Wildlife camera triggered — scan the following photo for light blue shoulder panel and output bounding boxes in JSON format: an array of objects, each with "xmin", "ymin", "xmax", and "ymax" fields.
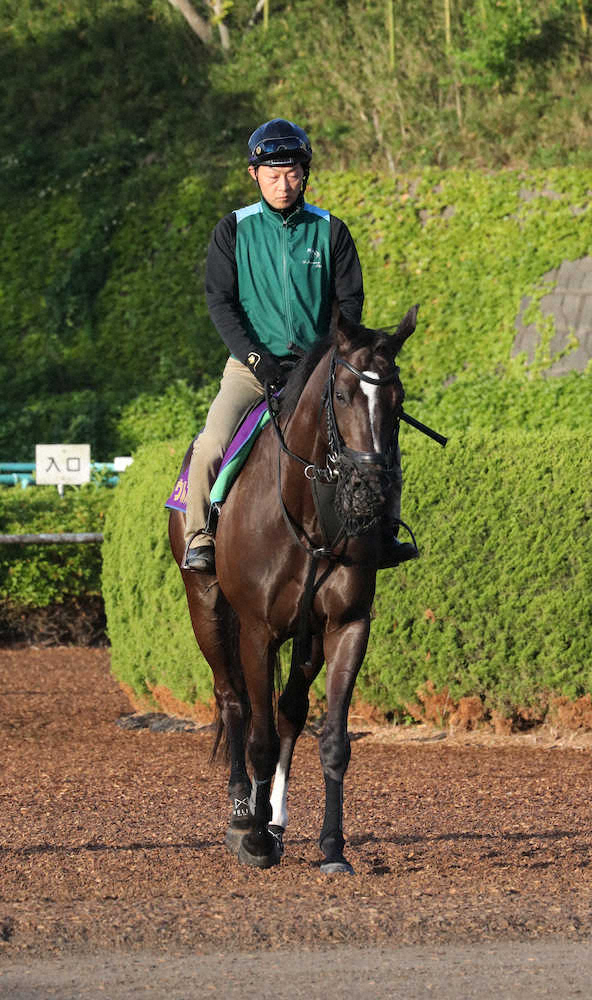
[
  {"xmin": 303, "ymin": 202, "xmax": 330, "ymax": 222},
  {"xmin": 234, "ymin": 202, "xmax": 263, "ymax": 224}
]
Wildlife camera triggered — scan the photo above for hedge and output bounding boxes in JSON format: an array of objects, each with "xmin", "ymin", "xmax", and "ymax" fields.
[
  {"xmin": 102, "ymin": 440, "xmax": 215, "ymax": 706},
  {"xmin": 102, "ymin": 430, "xmax": 591, "ymax": 718},
  {"xmin": 3, "ymin": 154, "xmax": 591, "ymax": 460},
  {"xmin": 309, "ymin": 167, "xmax": 592, "ymax": 435},
  {"xmin": 0, "ymin": 482, "xmax": 113, "ymax": 642}
]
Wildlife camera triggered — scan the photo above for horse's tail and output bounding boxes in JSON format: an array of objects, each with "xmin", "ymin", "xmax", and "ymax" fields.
[
  {"xmin": 210, "ymin": 712, "xmax": 226, "ymax": 762},
  {"xmin": 209, "ymin": 614, "xmax": 285, "ymax": 763}
]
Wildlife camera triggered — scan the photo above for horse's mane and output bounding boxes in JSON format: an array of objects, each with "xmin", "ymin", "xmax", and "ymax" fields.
[
  {"xmin": 279, "ymin": 321, "xmax": 393, "ymax": 416},
  {"xmin": 279, "ymin": 334, "xmax": 333, "ymax": 415}
]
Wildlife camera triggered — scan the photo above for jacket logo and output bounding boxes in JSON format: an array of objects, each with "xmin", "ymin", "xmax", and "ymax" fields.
[{"xmin": 302, "ymin": 247, "xmax": 322, "ymax": 268}]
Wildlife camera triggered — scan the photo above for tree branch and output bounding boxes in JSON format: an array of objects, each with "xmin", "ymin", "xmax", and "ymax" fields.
[
  {"xmin": 167, "ymin": 0, "xmax": 212, "ymax": 45},
  {"xmin": 249, "ymin": 0, "xmax": 266, "ymax": 27},
  {"xmin": 209, "ymin": 0, "xmax": 230, "ymax": 50}
]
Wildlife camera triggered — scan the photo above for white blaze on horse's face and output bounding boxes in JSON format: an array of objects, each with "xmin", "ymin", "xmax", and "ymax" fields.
[{"xmin": 361, "ymin": 372, "xmax": 382, "ymax": 452}]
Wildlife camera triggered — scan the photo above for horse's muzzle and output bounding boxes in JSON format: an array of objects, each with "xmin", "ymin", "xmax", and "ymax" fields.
[{"xmin": 334, "ymin": 456, "xmax": 391, "ymax": 536}]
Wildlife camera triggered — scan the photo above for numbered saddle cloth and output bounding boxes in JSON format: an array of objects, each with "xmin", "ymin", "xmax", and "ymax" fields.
[{"xmin": 165, "ymin": 399, "xmax": 270, "ymax": 513}]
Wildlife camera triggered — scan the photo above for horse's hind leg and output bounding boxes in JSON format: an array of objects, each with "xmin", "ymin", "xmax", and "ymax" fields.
[
  {"xmin": 269, "ymin": 635, "xmax": 324, "ymax": 853},
  {"xmin": 181, "ymin": 570, "xmax": 252, "ymax": 855},
  {"xmin": 216, "ymin": 677, "xmax": 253, "ymax": 856},
  {"xmin": 319, "ymin": 617, "xmax": 371, "ymax": 875},
  {"xmin": 170, "ymin": 510, "xmax": 251, "ymax": 852}
]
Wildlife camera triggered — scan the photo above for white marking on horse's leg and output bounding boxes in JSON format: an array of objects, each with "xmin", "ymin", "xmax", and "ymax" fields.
[
  {"xmin": 361, "ymin": 375, "xmax": 380, "ymax": 452},
  {"xmin": 270, "ymin": 763, "xmax": 289, "ymax": 830}
]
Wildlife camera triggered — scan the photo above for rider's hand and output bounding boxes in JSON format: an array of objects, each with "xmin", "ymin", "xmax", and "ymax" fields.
[{"xmin": 245, "ymin": 350, "xmax": 284, "ymax": 388}]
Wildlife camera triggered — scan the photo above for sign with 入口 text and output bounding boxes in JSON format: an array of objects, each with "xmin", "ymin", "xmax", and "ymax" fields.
[{"xmin": 35, "ymin": 444, "xmax": 91, "ymax": 486}]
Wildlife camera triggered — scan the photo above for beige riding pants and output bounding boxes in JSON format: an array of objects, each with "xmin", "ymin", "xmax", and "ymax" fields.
[
  {"xmin": 184, "ymin": 358, "xmax": 264, "ymax": 547},
  {"xmin": 184, "ymin": 357, "xmax": 404, "ymax": 547}
]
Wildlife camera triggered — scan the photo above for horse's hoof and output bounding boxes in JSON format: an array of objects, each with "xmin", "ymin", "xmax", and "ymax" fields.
[
  {"xmin": 320, "ymin": 857, "xmax": 354, "ymax": 875},
  {"xmin": 224, "ymin": 825, "xmax": 247, "ymax": 856},
  {"xmin": 238, "ymin": 830, "xmax": 281, "ymax": 869}
]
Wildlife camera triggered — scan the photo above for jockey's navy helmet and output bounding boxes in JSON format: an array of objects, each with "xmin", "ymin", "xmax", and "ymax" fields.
[{"xmin": 248, "ymin": 119, "xmax": 312, "ymax": 168}]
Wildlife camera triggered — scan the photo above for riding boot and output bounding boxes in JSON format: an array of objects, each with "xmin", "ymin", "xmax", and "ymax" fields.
[
  {"xmin": 378, "ymin": 448, "xmax": 418, "ymax": 569},
  {"xmin": 184, "ymin": 534, "xmax": 216, "ymax": 574},
  {"xmin": 377, "ymin": 528, "xmax": 418, "ymax": 569}
]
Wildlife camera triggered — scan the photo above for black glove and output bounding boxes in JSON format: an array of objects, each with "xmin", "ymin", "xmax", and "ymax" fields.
[{"xmin": 245, "ymin": 350, "xmax": 284, "ymax": 388}]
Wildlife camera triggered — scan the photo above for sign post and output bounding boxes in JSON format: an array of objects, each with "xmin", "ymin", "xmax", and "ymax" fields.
[{"xmin": 35, "ymin": 444, "xmax": 91, "ymax": 494}]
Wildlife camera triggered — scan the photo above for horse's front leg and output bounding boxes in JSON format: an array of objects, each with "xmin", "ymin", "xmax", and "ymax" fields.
[
  {"xmin": 236, "ymin": 623, "xmax": 282, "ymax": 869},
  {"xmin": 269, "ymin": 635, "xmax": 325, "ymax": 854},
  {"xmin": 319, "ymin": 616, "xmax": 371, "ymax": 874}
]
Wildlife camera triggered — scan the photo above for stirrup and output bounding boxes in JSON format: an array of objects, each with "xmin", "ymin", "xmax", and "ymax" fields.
[
  {"xmin": 205, "ymin": 502, "xmax": 223, "ymax": 538},
  {"xmin": 184, "ymin": 544, "xmax": 216, "ymax": 574},
  {"xmin": 378, "ymin": 518, "xmax": 419, "ymax": 570},
  {"xmin": 394, "ymin": 517, "xmax": 418, "ymax": 550}
]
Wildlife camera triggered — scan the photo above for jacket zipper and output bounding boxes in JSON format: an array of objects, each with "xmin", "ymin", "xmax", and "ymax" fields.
[{"xmin": 281, "ymin": 218, "xmax": 296, "ymax": 349}]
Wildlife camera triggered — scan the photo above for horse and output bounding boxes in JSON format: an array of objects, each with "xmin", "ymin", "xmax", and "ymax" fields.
[{"xmin": 168, "ymin": 306, "xmax": 418, "ymax": 873}]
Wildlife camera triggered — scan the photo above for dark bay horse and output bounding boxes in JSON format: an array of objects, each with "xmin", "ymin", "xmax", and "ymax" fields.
[{"xmin": 169, "ymin": 307, "xmax": 418, "ymax": 873}]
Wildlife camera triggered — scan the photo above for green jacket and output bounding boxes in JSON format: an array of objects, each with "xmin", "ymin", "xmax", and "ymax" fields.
[{"xmin": 205, "ymin": 194, "xmax": 364, "ymax": 361}]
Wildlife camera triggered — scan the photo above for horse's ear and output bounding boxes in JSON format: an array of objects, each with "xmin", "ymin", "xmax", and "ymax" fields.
[
  {"xmin": 391, "ymin": 304, "xmax": 419, "ymax": 355},
  {"xmin": 331, "ymin": 304, "xmax": 360, "ymax": 353}
]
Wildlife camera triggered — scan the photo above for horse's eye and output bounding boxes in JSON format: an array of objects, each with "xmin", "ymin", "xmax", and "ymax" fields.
[{"xmin": 335, "ymin": 391, "xmax": 347, "ymax": 405}]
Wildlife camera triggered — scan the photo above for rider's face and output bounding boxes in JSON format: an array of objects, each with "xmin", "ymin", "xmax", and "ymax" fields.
[{"xmin": 249, "ymin": 163, "xmax": 304, "ymax": 210}]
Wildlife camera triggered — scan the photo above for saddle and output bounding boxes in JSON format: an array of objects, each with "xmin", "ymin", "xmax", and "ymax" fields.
[
  {"xmin": 165, "ymin": 399, "xmax": 270, "ymax": 514},
  {"xmin": 165, "ymin": 399, "xmax": 343, "ymax": 549}
]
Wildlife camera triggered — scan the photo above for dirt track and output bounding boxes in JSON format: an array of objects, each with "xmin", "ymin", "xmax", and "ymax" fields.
[{"xmin": 1, "ymin": 646, "xmax": 591, "ymax": 964}]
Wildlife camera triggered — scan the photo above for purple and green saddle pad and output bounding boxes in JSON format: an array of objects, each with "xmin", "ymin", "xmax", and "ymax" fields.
[{"xmin": 165, "ymin": 399, "xmax": 270, "ymax": 513}]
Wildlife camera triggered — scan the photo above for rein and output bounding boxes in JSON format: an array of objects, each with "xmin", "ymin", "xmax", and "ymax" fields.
[{"xmin": 265, "ymin": 379, "xmax": 341, "ymax": 562}]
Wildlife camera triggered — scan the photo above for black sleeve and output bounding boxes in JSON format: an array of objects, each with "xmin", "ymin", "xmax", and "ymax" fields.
[
  {"xmin": 330, "ymin": 216, "xmax": 364, "ymax": 324},
  {"xmin": 204, "ymin": 213, "xmax": 259, "ymax": 363}
]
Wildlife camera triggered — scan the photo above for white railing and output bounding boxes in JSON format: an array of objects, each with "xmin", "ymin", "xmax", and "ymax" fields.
[
  {"xmin": 0, "ymin": 457, "xmax": 132, "ymax": 489},
  {"xmin": 0, "ymin": 533, "xmax": 103, "ymax": 545}
]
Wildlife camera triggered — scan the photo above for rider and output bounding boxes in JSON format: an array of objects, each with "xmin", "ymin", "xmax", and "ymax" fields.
[{"xmin": 183, "ymin": 117, "xmax": 416, "ymax": 573}]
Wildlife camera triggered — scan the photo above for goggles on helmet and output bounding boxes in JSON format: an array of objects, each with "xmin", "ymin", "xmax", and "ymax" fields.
[
  {"xmin": 248, "ymin": 128, "xmax": 312, "ymax": 169},
  {"xmin": 251, "ymin": 136, "xmax": 309, "ymax": 157}
]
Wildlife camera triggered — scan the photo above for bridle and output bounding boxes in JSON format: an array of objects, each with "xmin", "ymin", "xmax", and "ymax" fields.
[
  {"xmin": 265, "ymin": 347, "xmax": 402, "ymax": 558},
  {"xmin": 324, "ymin": 349, "xmax": 401, "ymax": 474},
  {"xmin": 266, "ymin": 348, "xmax": 402, "ymax": 488}
]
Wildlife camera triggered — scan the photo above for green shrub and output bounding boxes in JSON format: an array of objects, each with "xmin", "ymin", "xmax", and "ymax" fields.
[
  {"xmin": 102, "ymin": 439, "xmax": 214, "ymax": 706},
  {"xmin": 0, "ymin": 483, "xmax": 112, "ymax": 609},
  {"xmin": 309, "ymin": 167, "xmax": 592, "ymax": 434},
  {"xmin": 0, "ymin": 481, "xmax": 114, "ymax": 642},
  {"xmin": 115, "ymin": 377, "xmax": 217, "ymax": 452},
  {"xmin": 102, "ymin": 430, "xmax": 591, "ymax": 717},
  {"xmin": 4, "ymin": 161, "xmax": 590, "ymax": 461},
  {"xmin": 366, "ymin": 427, "xmax": 592, "ymax": 714},
  {"xmin": 0, "ymin": 0, "xmax": 255, "ymax": 459}
]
